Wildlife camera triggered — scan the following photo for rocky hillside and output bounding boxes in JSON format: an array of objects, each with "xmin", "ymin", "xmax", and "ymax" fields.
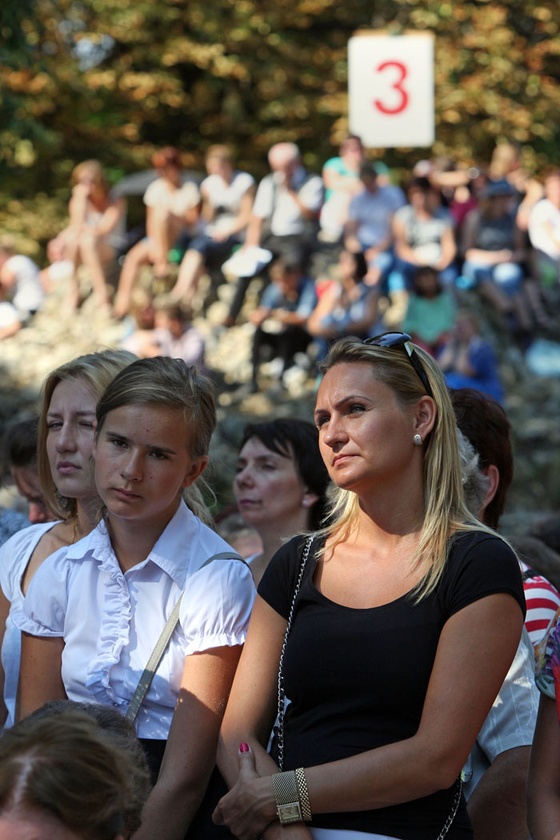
[{"xmin": 1, "ymin": 272, "xmax": 559, "ymax": 539}]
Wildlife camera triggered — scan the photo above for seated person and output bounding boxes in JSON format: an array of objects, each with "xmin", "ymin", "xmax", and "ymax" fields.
[
  {"xmin": 249, "ymin": 257, "xmax": 317, "ymax": 391},
  {"xmin": 124, "ymin": 299, "xmax": 205, "ymax": 369},
  {"xmin": 343, "ymin": 161, "xmax": 406, "ymax": 289},
  {"xmin": 402, "ymin": 265, "xmax": 456, "ymax": 356},
  {"xmin": 461, "ymin": 178, "xmax": 530, "ymax": 330},
  {"xmin": 0, "ymin": 237, "xmax": 44, "ymax": 339},
  {"xmin": 169, "ymin": 144, "xmax": 255, "ymax": 307},
  {"xmin": 113, "ymin": 147, "xmax": 200, "ymax": 318},
  {"xmin": 438, "ymin": 309, "xmax": 504, "ymax": 402},
  {"xmin": 45, "ymin": 159, "xmax": 127, "ymax": 311},
  {"xmin": 307, "ymin": 249, "xmax": 378, "ymax": 361},
  {"xmin": 452, "ymin": 386, "xmax": 560, "ymax": 840},
  {"xmin": 528, "ymin": 167, "xmax": 560, "ymax": 286},
  {"xmin": 391, "ymin": 175, "xmax": 458, "ymax": 291},
  {"xmin": 320, "ymin": 134, "xmax": 365, "ymax": 242},
  {"xmin": 0, "ymin": 708, "xmax": 150, "ymax": 839}
]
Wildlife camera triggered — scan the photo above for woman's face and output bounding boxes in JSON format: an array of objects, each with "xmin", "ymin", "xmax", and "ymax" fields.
[
  {"xmin": 94, "ymin": 404, "xmax": 206, "ymax": 532},
  {"xmin": 46, "ymin": 377, "xmax": 98, "ymax": 502},
  {"xmin": 338, "ymin": 250, "xmax": 358, "ymax": 281},
  {"xmin": 314, "ymin": 362, "xmax": 418, "ymax": 495},
  {"xmin": 234, "ymin": 437, "xmax": 310, "ymax": 530}
]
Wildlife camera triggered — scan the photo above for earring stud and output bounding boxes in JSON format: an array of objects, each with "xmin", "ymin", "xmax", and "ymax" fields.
[{"xmin": 413, "ymin": 433, "xmax": 422, "ymax": 446}]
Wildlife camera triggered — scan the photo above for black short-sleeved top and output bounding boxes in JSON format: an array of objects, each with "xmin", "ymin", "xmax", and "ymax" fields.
[{"xmin": 259, "ymin": 530, "xmax": 525, "ymax": 840}]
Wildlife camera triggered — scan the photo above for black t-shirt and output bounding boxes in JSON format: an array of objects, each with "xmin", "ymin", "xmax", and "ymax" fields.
[{"xmin": 259, "ymin": 530, "xmax": 525, "ymax": 840}]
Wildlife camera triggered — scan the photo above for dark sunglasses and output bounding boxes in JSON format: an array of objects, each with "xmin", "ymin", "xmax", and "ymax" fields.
[{"xmin": 363, "ymin": 332, "xmax": 434, "ymax": 399}]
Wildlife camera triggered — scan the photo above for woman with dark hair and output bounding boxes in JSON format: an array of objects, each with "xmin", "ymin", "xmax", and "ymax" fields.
[
  {"xmin": 234, "ymin": 418, "xmax": 330, "ymax": 584},
  {"xmin": 307, "ymin": 249, "xmax": 379, "ymax": 361}
]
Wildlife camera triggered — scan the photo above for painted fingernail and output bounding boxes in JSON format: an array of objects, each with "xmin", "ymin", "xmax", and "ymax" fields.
[{"xmin": 239, "ymin": 742, "xmax": 250, "ymax": 753}]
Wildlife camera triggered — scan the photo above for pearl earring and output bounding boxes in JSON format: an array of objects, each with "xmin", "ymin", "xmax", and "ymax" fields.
[{"xmin": 413, "ymin": 433, "xmax": 422, "ymax": 446}]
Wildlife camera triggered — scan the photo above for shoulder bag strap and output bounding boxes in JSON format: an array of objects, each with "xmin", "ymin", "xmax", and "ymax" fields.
[
  {"xmin": 125, "ymin": 550, "xmax": 245, "ymax": 722},
  {"xmin": 275, "ymin": 534, "xmax": 314, "ymax": 770}
]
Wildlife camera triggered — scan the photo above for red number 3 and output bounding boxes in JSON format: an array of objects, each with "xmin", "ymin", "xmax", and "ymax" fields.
[{"xmin": 373, "ymin": 60, "xmax": 409, "ymax": 115}]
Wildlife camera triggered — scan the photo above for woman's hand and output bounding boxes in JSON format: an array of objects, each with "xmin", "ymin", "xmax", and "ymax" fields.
[{"xmin": 213, "ymin": 744, "xmax": 277, "ymax": 840}]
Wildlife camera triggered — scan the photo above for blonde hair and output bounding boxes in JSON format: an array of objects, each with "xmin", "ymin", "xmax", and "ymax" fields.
[
  {"xmin": 71, "ymin": 160, "xmax": 109, "ymax": 194},
  {"xmin": 315, "ymin": 338, "xmax": 488, "ymax": 599},
  {"xmin": 38, "ymin": 350, "xmax": 137, "ymax": 520}
]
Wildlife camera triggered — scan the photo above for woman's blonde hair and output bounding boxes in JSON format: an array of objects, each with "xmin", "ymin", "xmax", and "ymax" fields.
[
  {"xmin": 71, "ymin": 159, "xmax": 109, "ymax": 194},
  {"xmin": 95, "ymin": 356, "xmax": 216, "ymax": 459},
  {"xmin": 316, "ymin": 337, "xmax": 487, "ymax": 599},
  {"xmin": 38, "ymin": 350, "xmax": 137, "ymax": 520}
]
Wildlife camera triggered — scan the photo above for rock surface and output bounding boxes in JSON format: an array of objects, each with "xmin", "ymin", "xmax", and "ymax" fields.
[{"xmin": 1, "ymin": 272, "xmax": 559, "ymax": 543}]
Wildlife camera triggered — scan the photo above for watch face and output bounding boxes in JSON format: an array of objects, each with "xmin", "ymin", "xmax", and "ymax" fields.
[{"xmin": 277, "ymin": 802, "xmax": 302, "ymax": 824}]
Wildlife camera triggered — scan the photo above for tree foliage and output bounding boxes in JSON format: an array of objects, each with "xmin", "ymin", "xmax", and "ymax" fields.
[{"xmin": 1, "ymin": 0, "xmax": 559, "ymax": 252}]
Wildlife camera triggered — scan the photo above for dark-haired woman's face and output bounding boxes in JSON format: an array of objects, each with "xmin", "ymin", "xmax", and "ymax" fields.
[
  {"xmin": 234, "ymin": 437, "xmax": 311, "ymax": 530},
  {"xmin": 339, "ymin": 250, "xmax": 358, "ymax": 280}
]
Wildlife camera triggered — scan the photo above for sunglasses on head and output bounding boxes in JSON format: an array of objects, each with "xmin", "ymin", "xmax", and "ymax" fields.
[{"xmin": 363, "ymin": 332, "xmax": 434, "ymax": 399}]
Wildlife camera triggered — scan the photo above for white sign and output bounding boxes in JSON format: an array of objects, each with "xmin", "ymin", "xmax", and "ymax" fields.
[{"xmin": 348, "ymin": 31, "xmax": 434, "ymax": 148}]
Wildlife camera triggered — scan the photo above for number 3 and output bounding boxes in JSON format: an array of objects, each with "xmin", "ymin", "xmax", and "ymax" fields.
[{"xmin": 373, "ymin": 60, "xmax": 409, "ymax": 115}]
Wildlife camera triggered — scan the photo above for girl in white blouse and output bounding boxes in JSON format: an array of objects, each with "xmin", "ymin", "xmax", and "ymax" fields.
[{"xmin": 18, "ymin": 356, "xmax": 255, "ymax": 840}]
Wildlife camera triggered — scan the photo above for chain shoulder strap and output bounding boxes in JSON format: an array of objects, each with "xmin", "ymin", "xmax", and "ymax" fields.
[
  {"xmin": 276, "ymin": 534, "xmax": 313, "ymax": 772},
  {"xmin": 436, "ymin": 777, "xmax": 462, "ymax": 840}
]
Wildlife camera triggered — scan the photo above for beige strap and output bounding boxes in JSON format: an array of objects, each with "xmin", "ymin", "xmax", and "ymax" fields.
[{"xmin": 125, "ymin": 551, "xmax": 245, "ymax": 722}]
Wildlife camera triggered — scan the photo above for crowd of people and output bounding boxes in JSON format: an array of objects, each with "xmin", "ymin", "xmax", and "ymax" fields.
[
  {"xmin": 0, "ymin": 135, "xmax": 559, "ymax": 840},
  {"xmin": 1, "ymin": 137, "xmax": 559, "ymax": 402},
  {"xmin": 0, "ymin": 330, "xmax": 558, "ymax": 839}
]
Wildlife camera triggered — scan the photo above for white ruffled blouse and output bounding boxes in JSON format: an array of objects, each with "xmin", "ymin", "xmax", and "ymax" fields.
[{"xmin": 19, "ymin": 501, "xmax": 255, "ymax": 739}]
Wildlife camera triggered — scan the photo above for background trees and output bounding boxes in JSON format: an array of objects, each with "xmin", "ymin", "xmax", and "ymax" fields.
[{"xmin": 1, "ymin": 0, "xmax": 559, "ymax": 256}]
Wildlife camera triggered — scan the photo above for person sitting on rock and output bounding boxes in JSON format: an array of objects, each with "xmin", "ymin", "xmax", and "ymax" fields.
[{"xmin": 0, "ymin": 237, "xmax": 44, "ymax": 340}]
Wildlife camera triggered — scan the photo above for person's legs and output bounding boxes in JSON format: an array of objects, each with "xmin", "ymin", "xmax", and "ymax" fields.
[
  {"xmin": 78, "ymin": 230, "xmax": 115, "ymax": 308},
  {"xmin": 112, "ymin": 239, "xmax": 153, "ymax": 318},
  {"xmin": 170, "ymin": 247, "xmax": 206, "ymax": 304}
]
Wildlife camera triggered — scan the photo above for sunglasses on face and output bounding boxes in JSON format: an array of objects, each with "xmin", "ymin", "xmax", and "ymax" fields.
[{"xmin": 363, "ymin": 332, "xmax": 434, "ymax": 399}]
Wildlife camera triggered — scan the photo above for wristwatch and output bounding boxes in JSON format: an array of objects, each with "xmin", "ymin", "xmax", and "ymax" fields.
[{"xmin": 272, "ymin": 771, "xmax": 303, "ymax": 825}]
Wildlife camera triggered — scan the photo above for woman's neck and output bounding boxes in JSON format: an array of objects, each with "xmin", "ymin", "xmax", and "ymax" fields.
[
  {"xmin": 258, "ymin": 509, "xmax": 310, "ymax": 568},
  {"xmin": 106, "ymin": 503, "xmax": 180, "ymax": 572}
]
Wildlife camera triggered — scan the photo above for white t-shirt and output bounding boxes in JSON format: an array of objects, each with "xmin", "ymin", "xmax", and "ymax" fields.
[
  {"xmin": 201, "ymin": 170, "xmax": 255, "ymax": 237},
  {"xmin": 0, "ymin": 521, "xmax": 58, "ymax": 730},
  {"xmin": 462, "ymin": 630, "xmax": 538, "ymax": 799},
  {"xmin": 20, "ymin": 501, "xmax": 255, "ymax": 739},
  {"xmin": 528, "ymin": 198, "xmax": 560, "ymax": 260},
  {"xmin": 252, "ymin": 168, "xmax": 324, "ymax": 237},
  {"xmin": 4, "ymin": 255, "xmax": 44, "ymax": 313},
  {"xmin": 143, "ymin": 176, "xmax": 200, "ymax": 219}
]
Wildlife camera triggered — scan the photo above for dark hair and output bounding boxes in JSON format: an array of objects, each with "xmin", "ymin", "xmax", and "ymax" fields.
[
  {"xmin": 450, "ymin": 387, "xmax": 513, "ymax": 529},
  {"xmin": 3, "ymin": 416, "xmax": 39, "ymax": 470},
  {"xmin": 239, "ymin": 418, "xmax": 330, "ymax": 529},
  {"xmin": 407, "ymin": 176, "xmax": 432, "ymax": 194},
  {"xmin": 0, "ymin": 712, "xmax": 142, "ymax": 839},
  {"xmin": 412, "ymin": 266, "xmax": 441, "ymax": 296},
  {"xmin": 152, "ymin": 146, "xmax": 182, "ymax": 169},
  {"xmin": 343, "ymin": 249, "xmax": 368, "ymax": 281}
]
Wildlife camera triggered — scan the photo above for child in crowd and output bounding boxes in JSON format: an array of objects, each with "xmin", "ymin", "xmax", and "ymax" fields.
[
  {"xmin": 123, "ymin": 296, "xmax": 205, "ymax": 368},
  {"xmin": 402, "ymin": 265, "xmax": 457, "ymax": 356}
]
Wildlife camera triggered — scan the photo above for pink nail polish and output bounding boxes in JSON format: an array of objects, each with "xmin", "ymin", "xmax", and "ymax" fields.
[{"xmin": 239, "ymin": 742, "xmax": 250, "ymax": 753}]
